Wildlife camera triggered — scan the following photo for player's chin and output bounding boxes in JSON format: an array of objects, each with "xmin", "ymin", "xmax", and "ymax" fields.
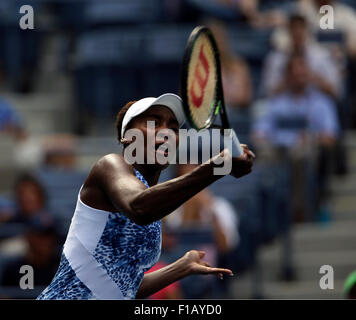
[
  {"xmin": 157, "ymin": 162, "xmax": 171, "ymax": 170},
  {"xmin": 156, "ymin": 149, "xmax": 176, "ymax": 166}
]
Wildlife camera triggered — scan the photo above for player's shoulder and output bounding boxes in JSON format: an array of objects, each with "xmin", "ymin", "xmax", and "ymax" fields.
[
  {"xmin": 97, "ymin": 153, "xmax": 124, "ymax": 165},
  {"xmin": 93, "ymin": 153, "xmax": 134, "ymax": 177}
]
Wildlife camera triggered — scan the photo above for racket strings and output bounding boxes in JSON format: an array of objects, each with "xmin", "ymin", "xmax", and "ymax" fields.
[{"xmin": 186, "ymin": 33, "xmax": 218, "ymax": 129}]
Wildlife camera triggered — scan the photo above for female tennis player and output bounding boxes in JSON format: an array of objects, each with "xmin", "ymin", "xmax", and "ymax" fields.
[{"xmin": 37, "ymin": 93, "xmax": 254, "ymax": 300}]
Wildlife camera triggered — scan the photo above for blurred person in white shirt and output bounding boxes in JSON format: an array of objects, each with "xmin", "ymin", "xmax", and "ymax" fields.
[{"xmin": 262, "ymin": 13, "xmax": 342, "ymax": 100}]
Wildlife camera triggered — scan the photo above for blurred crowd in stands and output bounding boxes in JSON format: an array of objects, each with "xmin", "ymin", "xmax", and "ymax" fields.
[{"xmin": 0, "ymin": 0, "xmax": 356, "ymax": 299}]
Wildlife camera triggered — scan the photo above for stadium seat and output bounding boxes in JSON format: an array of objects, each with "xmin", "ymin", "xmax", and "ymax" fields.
[
  {"xmin": 228, "ymin": 26, "xmax": 272, "ymax": 63},
  {"xmin": 185, "ymin": 0, "xmax": 245, "ymax": 21},
  {"xmin": 47, "ymin": 0, "xmax": 87, "ymax": 31},
  {"xmin": 74, "ymin": 28, "xmax": 145, "ymax": 118},
  {"xmin": 84, "ymin": 0, "xmax": 162, "ymax": 26},
  {"xmin": 141, "ymin": 25, "xmax": 195, "ymax": 97},
  {"xmin": 0, "ymin": 223, "xmax": 26, "ymax": 240},
  {"xmin": 208, "ymin": 169, "xmax": 262, "ymax": 272},
  {"xmin": 0, "ymin": 0, "xmax": 42, "ymax": 92}
]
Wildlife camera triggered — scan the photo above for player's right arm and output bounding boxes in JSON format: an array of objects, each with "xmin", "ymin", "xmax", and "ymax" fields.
[
  {"xmin": 94, "ymin": 150, "xmax": 253, "ymax": 226},
  {"xmin": 94, "ymin": 153, "xmax": 222, "ymax": 225}
]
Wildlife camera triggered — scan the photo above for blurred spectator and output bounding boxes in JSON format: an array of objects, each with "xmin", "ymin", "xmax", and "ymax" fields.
[
  {"xmin": 344, "ymin": 270, "xmax": 356, "ymax": 299},
  {"xmin": 13, "ymin": 134, "xmax": 78, "ymax": 171},
  {"xmin": 263, "ymin": 13, "xmax": 342, "ymax": 99},
  {"xmin": 0, "ymin": 97, "xmax": 26, "ymax": 141},
  {"xmin": 256, "ymin": 55, "xmax": 339, "ymax": 148},
  {"xmin": 208, "ymin": 20, "xmax": 253, "ymax": 109},
  {"xmin": 2, "ymin": 173, "xmax": 54, "ymax": 228},
  {"xmin": 0, "ymin": 225, "xmax": 60, "ymax": 293},
  {"xmin": 0, "ymin": 196, "xmax": 15, "ymax": 224},
  {"xmin": 208, "ymin": 20, "xmax": 254, "ymax": 143},
  {"xmin": 42, "ymin": 134, "xmax": 77, "ymax": 170},
  {"xmin": 299, "ymin": 0, "xmax": 356, "ymax": 57},
  {"xmin": 165, "ymin": 163, "xmax": 239, "ymax": 298},
  {"xmin": 167, "ymin": 164, "xmax": 239, "ymax": 255},
  {"xmin": 0, "ymin": 196, "xmax": 14, "ymax": 224},
  {"xmin": 253, "ymin": 54, "xmax": 339, "ymax": 221},
  {"xmin": 272, "ymin": 1, "xmax": 356, "ymax": 130},
  {"xmin": 236, "ymin": 0, "xmax": 286, "ymax": 29}
]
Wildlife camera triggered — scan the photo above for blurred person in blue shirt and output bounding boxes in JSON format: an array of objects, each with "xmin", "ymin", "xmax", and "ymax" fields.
[
  {"xmin": 0, "ymin": 196, "xmax": 15, "ymax": 223},
  {"xmin": 253, "ymin": 53, "xmax": 339, "ymax": 222},
  {"xmin": 0, "ymin": 98, "xmax": 26, "ymax": 141},
  {"xmin": 254, "ymin": 54, "xmax": 339, "ymax": 150}
]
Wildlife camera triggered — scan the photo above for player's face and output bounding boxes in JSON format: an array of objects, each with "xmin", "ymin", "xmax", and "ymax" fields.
[{"xmin": 129, "ymin": 105, "xmax": 179, "ymax": 166}]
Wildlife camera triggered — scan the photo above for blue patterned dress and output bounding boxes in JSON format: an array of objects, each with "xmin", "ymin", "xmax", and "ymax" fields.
[{"xmin": 37, "ymin": 169, "xmax": 162, "ymax": 300}]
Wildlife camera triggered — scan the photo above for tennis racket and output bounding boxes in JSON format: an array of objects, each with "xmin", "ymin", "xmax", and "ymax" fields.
[{"xmin": 180, "ymin": 25, "xmax": 243, "ymax": 157}]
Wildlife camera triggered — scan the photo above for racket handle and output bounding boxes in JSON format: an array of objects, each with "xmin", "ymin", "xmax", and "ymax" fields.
[{"xmin": 224, "ymin": 129, "xmax": 244, "ymax": 157}]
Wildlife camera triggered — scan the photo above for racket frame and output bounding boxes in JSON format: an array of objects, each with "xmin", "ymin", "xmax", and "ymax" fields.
[
  {"xmin": 181, "ymin": 25, "xmax": 243, "ymax": 157},
  {"xmin": 180, "ymin": 26, "xmax": 231, "ymax": 131}
]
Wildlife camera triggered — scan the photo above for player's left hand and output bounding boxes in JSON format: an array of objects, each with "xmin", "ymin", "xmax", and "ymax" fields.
[{"xmin": 183, "ymin": 250, "xmax": 233, "ymax": 280}]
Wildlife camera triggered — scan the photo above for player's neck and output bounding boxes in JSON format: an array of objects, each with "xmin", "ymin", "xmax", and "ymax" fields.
[{"xmin": 133, "ymin": 164, "xmax": 162, "ymax": 187}]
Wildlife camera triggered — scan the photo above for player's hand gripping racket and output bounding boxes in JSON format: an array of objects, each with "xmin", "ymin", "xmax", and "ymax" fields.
[{"xmin": 180, "ymin": 25, "xmax": 244, "ymax": 158}]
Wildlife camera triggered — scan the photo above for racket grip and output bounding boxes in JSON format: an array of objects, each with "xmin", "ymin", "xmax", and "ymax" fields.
[{"xmin": 225, "ymin": 129, "xmax": 244, "ymax": 157}]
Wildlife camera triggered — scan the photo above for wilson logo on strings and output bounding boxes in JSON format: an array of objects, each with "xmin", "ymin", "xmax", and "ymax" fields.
[{"xmin": 190, "ymin": 44, "xmax": 210, "ymax": 108}]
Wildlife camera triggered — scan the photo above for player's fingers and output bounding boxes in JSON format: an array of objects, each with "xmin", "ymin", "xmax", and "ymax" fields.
[
  {"xmin": 204, "ymin": 267, "xmax": 233, "ymax": 275},
  {"xmin": 200, "ymin": 261, "xmax": 211, "ymax": 268},
  {"xmin": 242, "ymin": 145, "xmax": 256, "ymax": 159},
  {"xmin": 247, "ymin": 150, "xmax": 256, "ymax": 159}
]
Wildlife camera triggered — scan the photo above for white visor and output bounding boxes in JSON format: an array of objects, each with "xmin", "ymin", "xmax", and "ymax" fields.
[{"xmin": 120, "ymin": 93, "xmax": 185, "ymax": 138}]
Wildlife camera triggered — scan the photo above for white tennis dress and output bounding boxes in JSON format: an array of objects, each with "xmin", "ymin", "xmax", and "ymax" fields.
[{"xmin": 37, "ymin": 169, "xmax": 162, "ymax": 300}]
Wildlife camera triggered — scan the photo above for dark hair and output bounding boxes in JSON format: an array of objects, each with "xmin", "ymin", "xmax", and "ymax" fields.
[
  {"xmin": 115, "ymin": 100, "xmax": 137, "ymax": 142},
  {"xmin": 288, "ymin": 13, "xmax": 307, "ymax": 27},
  {"xmin": 14, "ymin": 172, "xmax": 47, "ymax": 206}
]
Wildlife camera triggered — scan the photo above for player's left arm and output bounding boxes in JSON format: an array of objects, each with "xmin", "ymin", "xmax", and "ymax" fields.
[{"xmin": 135, "ymin": 250, "xmax": 232, "ymax": 299}]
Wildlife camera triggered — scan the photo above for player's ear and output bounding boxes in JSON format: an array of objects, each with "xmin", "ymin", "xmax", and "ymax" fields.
[{"xmin": 120, "ymin": 138, "xmax": 132, "ymax": 145}]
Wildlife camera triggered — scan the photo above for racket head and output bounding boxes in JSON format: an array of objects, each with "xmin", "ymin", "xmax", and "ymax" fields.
[{"xmin": 180, "ymin": 26, "xmax": 224, "ymax": 130}]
